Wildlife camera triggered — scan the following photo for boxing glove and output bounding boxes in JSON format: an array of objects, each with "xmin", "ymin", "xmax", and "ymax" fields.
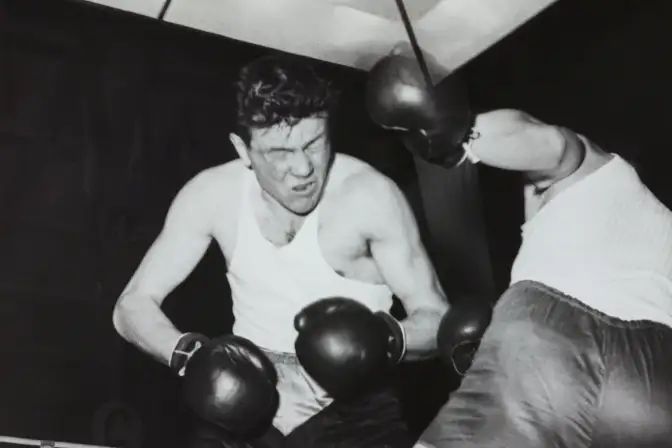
[
  {"xmin": 180, "ymin": 335, "xmax": 280, "ymax": 436},
  {"xmin": 366, "ymin": 52, "xmax": 478, "ymax": 169},
  {"xmin": 294, "ymin": 297, "xmax": 406, "ymax": 399},
  {"xmin": 436, "ymin": 299, "xmax": 493, "ymax": 376}
]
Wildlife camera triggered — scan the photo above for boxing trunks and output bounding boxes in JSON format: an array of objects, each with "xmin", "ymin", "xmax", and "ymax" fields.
[
  {"xmin": 267, "ymin": 349, "xmax": 411, "ymax": 448},
  {"xmin": 417, "ymin": 280, "xmax": 672, "ymax": 448},
  {"xmin": 188, "ymin": 348, "xmax": 412, "ymax": 448},
  {"xmin": 418, "ymin": 154, "xmax": 672, "ymax": 447},
  {"xmin": 284, "ymin": 388, "xmax": 412, "ymax": 448}
]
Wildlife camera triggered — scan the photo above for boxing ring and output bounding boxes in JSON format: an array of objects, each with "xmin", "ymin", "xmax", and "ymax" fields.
[
  {"xmin": 0, "ymin": 401, "xmax": 143, "ymax": 448},
  {"xmin": 0, "ymin": 436, "xmax": 111, "ymax": 448}
]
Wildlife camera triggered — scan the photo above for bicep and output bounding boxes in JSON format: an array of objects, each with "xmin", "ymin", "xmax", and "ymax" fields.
[
  {"xmin": 368, "ymin": 178, "xmax": 446, "ymax": 312},
  {"xmin": 122, "ymin": 178, "xmax": 214, "ymax": 304},
  {"xmin": 123, "ymin": 226, "xmax": 211, "ymax": 303}
]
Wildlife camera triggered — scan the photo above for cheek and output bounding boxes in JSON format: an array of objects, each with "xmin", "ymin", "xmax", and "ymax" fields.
[
  {"xmin": 257, "ymin": 170, "xmax": 290, "ymax": 196},
  {"xmin": 266, "ymin": 164, "xmax": 287, "ymax": 180},
  {"xmin": 311, "ymin": 149, "xmax": 331, "ymax": 172},
  {"xmin": 252, "ymin": 156, "xmax": 286, "ymax": 181}
]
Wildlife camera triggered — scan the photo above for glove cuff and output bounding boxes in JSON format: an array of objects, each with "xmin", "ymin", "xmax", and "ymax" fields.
[
  {"xmin": 374, "ymin": 312, "xmax": 407, "ymax": 365},
  {"xmin": 169, "ymin": 332, "xmax": 209, "ymax": 377},
  {"xmin": 460, "ymin": 130, "xmax": 481, "ymax": 165}
]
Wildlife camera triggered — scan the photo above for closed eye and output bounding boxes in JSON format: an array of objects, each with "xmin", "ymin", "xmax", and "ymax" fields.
[{"xmin": 302, "ymin": 133, "xmax": 325, "ymax": 150}]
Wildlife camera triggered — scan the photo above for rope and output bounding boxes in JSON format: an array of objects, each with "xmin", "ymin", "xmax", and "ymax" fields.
[{"xmin": 0, "ymin": 436, "xmax": 113, "ymax": 448}]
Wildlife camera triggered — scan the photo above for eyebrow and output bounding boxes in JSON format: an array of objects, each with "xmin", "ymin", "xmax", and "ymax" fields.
[{"xmin": 268, "ymin": 133, "xmax": 325, "ymax": 152}]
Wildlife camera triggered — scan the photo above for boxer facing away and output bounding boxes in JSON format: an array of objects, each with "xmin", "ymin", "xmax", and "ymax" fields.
[
  {"xmin": 111, "ymin": 54, "xmax": 472, "ymax": 448},
  {"xmin": 367, "ymin": 53, "xmax": 672, "ymax": 448}
]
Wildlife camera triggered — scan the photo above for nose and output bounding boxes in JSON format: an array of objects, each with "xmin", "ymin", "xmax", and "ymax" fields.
[{"xmin": 289, "ymin": 150, "xmax": 314, "ymax": 178}]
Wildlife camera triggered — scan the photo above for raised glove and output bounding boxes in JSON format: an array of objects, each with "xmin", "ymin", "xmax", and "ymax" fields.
[{"xmin": 366, "ymin": 52, "xmax": 477, "ymax": 168}]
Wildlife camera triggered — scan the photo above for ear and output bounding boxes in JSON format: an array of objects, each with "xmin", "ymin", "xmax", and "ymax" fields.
[{"xmin": 229, "ymin": 133, "xmax": 251, "ymax": 167}]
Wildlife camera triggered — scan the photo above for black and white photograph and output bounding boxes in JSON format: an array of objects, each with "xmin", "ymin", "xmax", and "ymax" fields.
[{"xmin": 0, "ymin": 0, "xmax": 671, "ymax": 447}]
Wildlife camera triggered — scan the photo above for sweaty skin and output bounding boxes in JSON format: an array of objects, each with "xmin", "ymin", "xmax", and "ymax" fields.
[{"xmin": 113, "ymin": 116, "xmax": 447, "ymax": 366}]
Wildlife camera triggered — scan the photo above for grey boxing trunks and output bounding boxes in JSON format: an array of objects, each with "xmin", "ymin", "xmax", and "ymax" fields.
[{"xmin": 418, "ymin": 280, "xmax": 672, "ymax": 448}]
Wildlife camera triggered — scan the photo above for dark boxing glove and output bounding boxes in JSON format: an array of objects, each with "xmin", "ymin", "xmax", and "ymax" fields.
[
  {"xmin": 294, "ymin": 297, "xmax": 407, "ymax": 399},
  {"xmin": 437, "ymin": 299, "xmax": 493, "ymax": 376},
  {"xmin": 175, "ymin": 334, "xmax": 279, "ymax": 437},
  {"xmin": 366, "ymin": 51, "xmax": 478, "ymax": 168}
]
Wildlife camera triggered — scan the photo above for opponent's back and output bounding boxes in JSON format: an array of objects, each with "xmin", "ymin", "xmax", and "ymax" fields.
[{"xmin": 511, "ymin": 154, "xmax": 672, "ymax": 326}]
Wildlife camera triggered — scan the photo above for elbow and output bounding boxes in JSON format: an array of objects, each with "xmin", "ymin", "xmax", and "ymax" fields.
[
  {"xmin": 112, "ymin": 299, "xmax": 124, "ymax": 336},
  {"xmin": 112, "ymin": 294, "xmax": 131, "ymax": 338}
]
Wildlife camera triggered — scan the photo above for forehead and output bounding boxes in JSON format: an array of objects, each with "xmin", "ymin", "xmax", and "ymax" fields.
[{"xmin": 250, "ymin": 117, "xmax": 328, "ymax": 149}]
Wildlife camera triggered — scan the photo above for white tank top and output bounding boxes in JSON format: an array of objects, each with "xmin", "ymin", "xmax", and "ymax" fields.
[
  {"xmin": 511, "ymin": 154, "xmax": 672, "ymax": 326},
  {"xmin": 225, "ymin": 170, "xmax": 394, "ymax": 352}
]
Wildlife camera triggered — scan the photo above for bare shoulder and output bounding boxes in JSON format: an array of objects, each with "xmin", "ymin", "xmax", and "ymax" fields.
[
  {"xmin": 334, "ymin": 154, "xmax": 400, "ymax": 207},
  {"xmin": 328, "ymin": 156, "xmax": 410, "ymax": 239},
  {"xmin": 169, "ymin": 160, "xmax": 246, "ymax": 222},
  {"xmin": 192, "ymin": 159, "xmax": 247, "ymax": 193}
]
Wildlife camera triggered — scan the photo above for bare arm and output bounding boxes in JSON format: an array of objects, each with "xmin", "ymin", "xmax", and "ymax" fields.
[
  {"xmin": 470, "ymin": 109, "xmax": 587, "ymax": 190},
  {"xmin": 112, "ymin": 172, "xmax": 216, "ymax": 365},
  {"xmin": 366, "ymin": 174, "xmax": 449, "ymax": 361}
]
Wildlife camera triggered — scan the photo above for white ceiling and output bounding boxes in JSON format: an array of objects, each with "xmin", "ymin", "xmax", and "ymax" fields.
[{"xmin": 82, "ymin": 0, "xmax": 560, "ymax": 71}]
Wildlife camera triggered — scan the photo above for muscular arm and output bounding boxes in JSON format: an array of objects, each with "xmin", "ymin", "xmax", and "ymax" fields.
[
  {"xmin": 365, "ymin": 174, "xmax": 449, "ymax": 361},
  {"xmin": 470, "ymin": 109, "xmax": 587, "ymax": 190},
  {"xmin": 112, "ymin": 172, "xmax": 216, "ymax": 365}
]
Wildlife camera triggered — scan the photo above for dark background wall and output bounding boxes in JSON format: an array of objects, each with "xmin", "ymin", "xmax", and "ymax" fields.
[{"xmin": 0, "ymin": 0, "xmax": 670, "ymax": 446}]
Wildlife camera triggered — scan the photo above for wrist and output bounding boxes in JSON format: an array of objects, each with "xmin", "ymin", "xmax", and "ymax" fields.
[{"xmin": 169, "ymin": 332, "xmax": 209, "ymax": 377}]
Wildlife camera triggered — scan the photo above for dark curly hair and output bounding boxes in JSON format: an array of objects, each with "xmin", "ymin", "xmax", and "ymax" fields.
[{"xmin": 235, "ymin": 55, "xmax": 338, "ymax": 145}]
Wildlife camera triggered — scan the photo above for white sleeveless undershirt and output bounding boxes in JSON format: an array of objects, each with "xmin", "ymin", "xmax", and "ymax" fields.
[
  {"xmin": 225, "ymin": 170, "xmax": 394, "ymax": 353},
  {"xmin": 511, "ymin": 154, "xmax": 672, "ymax": 326}
]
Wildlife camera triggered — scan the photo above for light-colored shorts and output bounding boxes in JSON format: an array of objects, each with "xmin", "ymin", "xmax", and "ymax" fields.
[{"xmin": 261, "ymin": 349, "xmax": 333, "ymax": 435}]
